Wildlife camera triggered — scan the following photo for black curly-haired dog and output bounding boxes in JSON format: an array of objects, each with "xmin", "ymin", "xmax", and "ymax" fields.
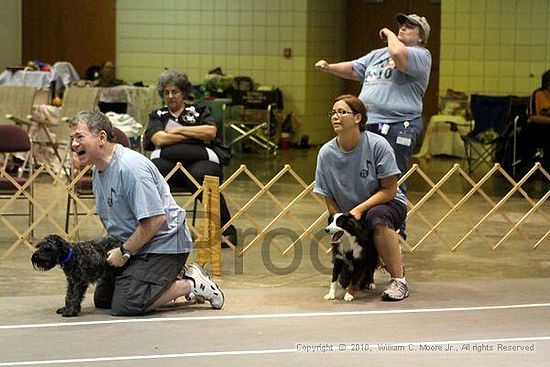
[{"xmin": 31, "ymin": 234, "xmax": 122, "ymax": 317}]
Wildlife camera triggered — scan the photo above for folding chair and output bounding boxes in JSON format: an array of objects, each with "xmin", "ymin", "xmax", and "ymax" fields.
[
  {"xmin": 223, "ymin": 89, "xmax": 281, "ymax": 154},
  {"xmin": 0, "ymin": 86, "xmax": 37, "ymax": 126},
  {"xmin": 65, "ymin": 127, "xmax": 129, "ymax": 239},
  {"xmin": 0, "ymin": 86, "xmax": 38, "ymax": 175},
  {"xmin": 32, "ymin": 87, "xmax": 101, "ymax": 180},
  {"xmin": 0, "ymin": 125, "xmax": 35, "ymax": 256},
  {"xmin": 494, "ymin": 96, "xmax": 530, "ymax": 178},
  {"xmin": 461, "ymin": 95, "xmax": 512, "ymax": 173},
  {"xmin": 1, "ymin": 86, "xmax": 65, "ymax": 174}
]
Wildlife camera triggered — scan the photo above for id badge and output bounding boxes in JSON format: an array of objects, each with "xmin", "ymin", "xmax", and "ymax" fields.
[
  {"xmin": 396, "ymin": 131, "xmax": 413, "ymax": 147},
  {"xmin": 396, "ymin": 121, "xmax": 412, "ymax": 146}
]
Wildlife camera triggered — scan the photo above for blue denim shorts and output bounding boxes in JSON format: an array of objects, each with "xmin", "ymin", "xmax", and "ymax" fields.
[{"xmin": 363, "ymin": 198, "xmax": 407, "ymax": 232}]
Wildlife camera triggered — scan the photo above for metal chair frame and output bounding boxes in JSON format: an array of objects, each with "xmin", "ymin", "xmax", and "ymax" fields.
[
  {"xmin": 461, "ymin": 95, "xmax": 513, "ymax": 174},
  {"xmin": 30, "ymin": 87, "xmax": 101, "ymax": 180},
  {"xmin": 222, "ymin": 103, "xmax": 278, "ymax": 154}
]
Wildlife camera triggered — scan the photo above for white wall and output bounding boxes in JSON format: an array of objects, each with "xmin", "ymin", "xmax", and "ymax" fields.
[
  {"xmin": 0, "ymin": 0, "xmax": 22, "ymax": 68},
  {"xmin": 440, "ymin": 0, "xmax": 550, "ymax": 96},
  {"xmin": 115, "ymin": 0, "xmax": 345, "ymax": 144}
]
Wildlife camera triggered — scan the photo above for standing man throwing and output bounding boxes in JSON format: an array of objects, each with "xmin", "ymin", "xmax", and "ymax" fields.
[{"xmin": 315, "ymin": 13, "xmax": 432, "ymax": 239}]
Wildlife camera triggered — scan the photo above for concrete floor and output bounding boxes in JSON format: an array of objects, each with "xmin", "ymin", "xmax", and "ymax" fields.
[{"xmin": 1, "ymin": 150, "xmax": 549, "ymax": 366}]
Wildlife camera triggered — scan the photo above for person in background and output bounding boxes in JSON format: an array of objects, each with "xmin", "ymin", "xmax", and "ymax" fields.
[
  {"xmin": 528, "ymin": 70, "xmax": 550, "ymax": 125},
  {"xmin": 315, "ymin": 13, "xmax": 432, "ymax": 240},
  {"xmin": 526, "ymin": 69, "xmax": 550, "ymax": 168},
  {"xmin": 69, "ymin": 110, "xmax": 224, "ymax": 315},
  {"xmin": 143, "ymin": 69, "xmax": 237, "ymax": 247},
  {"xmin": 314, "ymin": 95, "xmax": 409, "ymax": 301},
  {"xmin": 95, "ymin": 61, "xmax": 126, "ymax": 88}
]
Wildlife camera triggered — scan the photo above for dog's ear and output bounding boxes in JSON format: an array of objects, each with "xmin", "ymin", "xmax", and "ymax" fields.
[
  {"xmin": 35, "ymin": 235, "xmax": 60, "ymax": 248},
  {"xmin": 46, "ymin": 234, "xmax": 60, "ymax": 242},
  {"xmin": 46, "ymin": 234, "xmax": 68, "ymax": 247},
  {"xmin": 348, "ymin": 214, "xmax": 367, "ymax": 234},
  {"xmin": 341, "ymin": 212, "xmax": 355, "ymax": 224},
  {"xmin": 339, "ymin": 212, "xmax": 357, "ymax": 229}
]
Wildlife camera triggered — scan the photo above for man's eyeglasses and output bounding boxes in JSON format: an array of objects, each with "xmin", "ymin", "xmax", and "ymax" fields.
[{"xmin": 327, "ymin": 109, "xmax": 356, "ymax": 118}]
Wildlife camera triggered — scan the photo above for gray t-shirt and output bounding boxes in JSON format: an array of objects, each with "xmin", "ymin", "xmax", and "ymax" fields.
[
  {"xmin": 352, "ymin": 46, "xmax": 431, "ymax": 123},
  {"xmin": 93, "ymin": 145, "xmax": 192, "ymax": 254},
  {"xmin": 314, "ymin": 131, "xmax": 407, "ymax": 212}
]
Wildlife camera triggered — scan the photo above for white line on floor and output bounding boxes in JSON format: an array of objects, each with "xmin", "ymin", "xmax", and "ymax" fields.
[
  {"xmin": 1, "ymin": 302, "xmax": 549, "ymax": 330},
  {"xmin": 0, "ymin": 348, "xmax": 296, "ymax": 366},
  {"xmin": 0, "ymin": 336, "xmax": 549, "ymax": 366}
]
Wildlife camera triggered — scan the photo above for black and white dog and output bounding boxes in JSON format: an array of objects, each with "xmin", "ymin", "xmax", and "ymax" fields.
[
  {"xmin": 324, "ymin": 213, "xmax": 379, "ymax": 301},
  {"xmin": 31, "ymin": 234, "xmax": 122, "ymax": 317}
]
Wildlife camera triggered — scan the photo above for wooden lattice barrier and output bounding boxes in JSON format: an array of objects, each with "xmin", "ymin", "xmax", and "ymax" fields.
[
  {"xmin": 1, "ymin": 164, "xmax": 67, "ymax": 261},
  {"xmin": 0, "ymin": 162, "xmax": 205, "ymax": 262},
  {"xmin": 220, "ymin": 162, "xmax": 550, "ymax": 256},
  {"xmin": 1, "ymin": 161, "xmax": 549, "ymax": 265},
  {"xmin": 65, "ymin": 164, "xmax": 104, "ymax": 239},
  {"xmin": 219, "ymin": 164, "xmax": 328, "ymax": 256},
  {"xmin": 403, "ymin": 162, "xmax": 550, "ymax": 252},
  {"xmin": 162, "ymin": 162, "xmax": 203, "ymax": 238}
]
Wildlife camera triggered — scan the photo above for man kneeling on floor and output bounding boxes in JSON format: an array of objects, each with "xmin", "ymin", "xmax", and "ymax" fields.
[{"xmin": 69, "ymin": 110, "xmax": 224, "ymax": 316}]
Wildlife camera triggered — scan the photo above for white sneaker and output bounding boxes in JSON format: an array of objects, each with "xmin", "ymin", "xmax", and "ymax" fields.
[
  {"xmin": 184, "ymin": 264, "xmax": 224, "ymax": 309},
  {"xmin": 382, "ymin": 278, "xmax": 409, "ymax": 301}
]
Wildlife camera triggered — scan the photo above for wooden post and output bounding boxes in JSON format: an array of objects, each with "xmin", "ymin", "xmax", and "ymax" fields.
[{"xmin": 195, "ymin": 175, "xmax": 222, "ymax": 276}]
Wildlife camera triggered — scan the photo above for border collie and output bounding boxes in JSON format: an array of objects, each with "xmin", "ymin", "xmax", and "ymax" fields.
[{"xmin": 324, "ymin": 213, "xmax": 379, "ymax": 301}]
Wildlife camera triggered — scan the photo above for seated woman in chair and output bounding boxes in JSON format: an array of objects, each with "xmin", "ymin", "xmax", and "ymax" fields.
[
  {"xmin": 526, "ymin": 69, "xmax": 550, "ymax": 168},
  {"xmin": 143, "ymin": 69, "xmax": 236, "ymax": 245},
  {"xmin": 94, "ymin": 61, "xmax": 127, "ymax": 88}
]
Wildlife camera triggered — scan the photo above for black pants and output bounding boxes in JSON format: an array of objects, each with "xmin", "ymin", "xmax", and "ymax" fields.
[
  {"xmin": 524, "ymin": 122, "xmax": 550, "ymax": 170},
  {"xmin": 151, "ymin": 145, "xmax": 231, "ymax": 227}
]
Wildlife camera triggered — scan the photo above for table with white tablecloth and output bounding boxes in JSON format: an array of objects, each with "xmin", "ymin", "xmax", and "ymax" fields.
[
  {"xmin": 0, "ymin": 69, "xmax": 51, "ymax": 89},
  {"xmin": 99, "ymin": 85, "xmax": 161, "ymax": 129},
  {"xmin": 99, "ymin": 85, "xmax": 161, "ymax": 149},
  {"xmin": 414, "ymin": 115, "xmax": 473, "ymax": 159},
  {"xmin": 0, "ymin": 63, "xmax": 80, "ymax": 93}
]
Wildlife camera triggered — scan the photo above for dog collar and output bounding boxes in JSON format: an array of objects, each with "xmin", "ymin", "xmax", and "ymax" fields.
[{"xmin": 60, "ymin": 246, "xmax": 74, "ymax": 268}]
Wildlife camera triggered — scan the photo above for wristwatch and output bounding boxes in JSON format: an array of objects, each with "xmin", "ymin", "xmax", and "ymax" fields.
[{"xmin": 119, "ymin": 245, "xmax": 133, "ymax": 261}]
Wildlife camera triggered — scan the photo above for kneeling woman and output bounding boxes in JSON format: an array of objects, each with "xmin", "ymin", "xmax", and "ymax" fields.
[
  {"xmin": 143, "ymin": 69, "xmax": 235, "ymax": 242},
  {"xmin": 313, "ymin": 94, "xmax": 408, "ymax": 301}
]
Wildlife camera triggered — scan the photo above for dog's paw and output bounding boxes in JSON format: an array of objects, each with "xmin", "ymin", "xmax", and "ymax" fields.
[
  {"xmin": 343, "ymin": 292, "xmax": 355, "ymax": 302},
  {"xmin": 62, "ymin": 310, "xmax": 79, "ymax": 317},
  {"xmin": 56, "ymin": 306, "xmax": 79, "ymax": 317},
  {"xmin": 325, "ymin": 282, "xmax": 339, "ymax": 300}
]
